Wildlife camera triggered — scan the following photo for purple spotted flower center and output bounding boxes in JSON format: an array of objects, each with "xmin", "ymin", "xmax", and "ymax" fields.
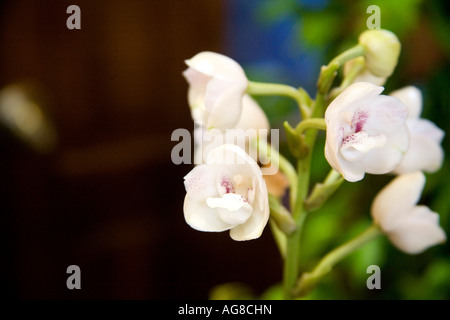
[
  {"xmin": 341, "ymin": 110, "xmax": 369, "ymax": 146},
  {"xmin": 353, "ymin": 111, "xmax": 368, "ymax": 133},
  {"xmin": 220, "ymin": 175, "xmax": 235, "ymax": 194}
]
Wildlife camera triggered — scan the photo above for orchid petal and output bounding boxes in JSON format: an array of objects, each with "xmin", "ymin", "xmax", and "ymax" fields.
[
  {"xmin": 386, "ymin": 206, "xmax": 447, "ymax": 254},
  {"xmin": 205, "ymin": 81, "xmax": 245, "ymax": 129},
  {"xmin": 371, "ymin": 172, "xmax": 425, "ymax": 231},
  {"xmin": 184, "ymin": 193, "xmax": 233, "ymax": 232},
  {"xmin": 389, "ymin": 86, "xmax": 422, "ymax": 120},
  {"xmin": 230, "ymin": 203, "xmax": 270, "ymax": 241},
  {"xmin": 341, "ymin": 131, "xmax": 386, "ymax": 161},
  {"xmin": 207, "ymin": 193, "xmax": 253, "ymax": 225},
  {"xmin": 185, "ymin": 51, "xmax": 247, "ymax": 84},
  {"xmin": 234, "ymin": 95, "xmax": 270, "ymax": 132},
  {"xmin": 184, "ymin": 164, "xmax": 222, "ymax": 201},
  {"xmin": 394, "ymin": 119, "xmax": 445, "ymax": 174},
  {"xmin": 183, "ymin": 51, "xmax": 248, "ymax": 130}
]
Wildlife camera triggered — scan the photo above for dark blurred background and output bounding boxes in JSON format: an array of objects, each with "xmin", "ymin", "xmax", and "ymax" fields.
[
  {"xmin": 0, "ymin": 0, "xmax": 449, "ymax": 299},
  {"xmin": 0, "ymin": 0, "xmax": 284, "ymax": 300}
]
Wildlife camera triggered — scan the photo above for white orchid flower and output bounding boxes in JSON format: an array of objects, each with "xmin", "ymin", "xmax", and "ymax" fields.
[
  {"xmin": 183, "ymin": 144, "xmax": 270, "ymax": 241},
  {"xmin": 371, "ymin": 172, "xmax": 446, "ymax": 254},
  {"xmin": 325, "ymin": 82, "xmax": 409, "ymax": 182},
  {"xmin": 194, "ymin": 94, "xmax": 270, "ymax": 165},
  {"xmin": 358, "ymin": 29, "xmax": 401, "ymax": 78},
  {"xmin": 183, "ymin": 51, "xmax": 248, "ymax": 130},
  {"xmin": 389, "ymin": 86, "xmax": 445, "ymax": 174}
]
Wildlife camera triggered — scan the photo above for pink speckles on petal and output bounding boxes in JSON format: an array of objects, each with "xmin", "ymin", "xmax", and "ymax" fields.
[
  {"xmin": 217, "ymin": 173, "xmax": 235, "ymax": 196},
  {"xmin": 353, "ymin": 110, "xmax": 369, "ymax": 133},
  {"xmin": 342, "ymin": 133, "xmax": 356, "ymax": 146},
  {"xmin": 340, "ymin": 111, "xmax": 369, "ymax": 147},
  {"xmin": 184, "ymin": 172, "xmax": 207, "ymax": 193}
]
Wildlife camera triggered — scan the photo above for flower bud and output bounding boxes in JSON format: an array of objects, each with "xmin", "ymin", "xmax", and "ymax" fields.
[{"xmin": 358, "ymin": 29, "xmax": 401, "ymax": 78}]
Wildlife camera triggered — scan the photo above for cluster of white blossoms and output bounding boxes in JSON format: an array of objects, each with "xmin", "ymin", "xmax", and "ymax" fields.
[
  {"xmin": 182, "ymin": 52, "xmax": 270, "ymax": 241},
  {"xmin": 180, "ymin": 29, "xmax": 446, "ymax": 254},
  {"xmin": 324, "ymin": 29, "xmax": 445, "ymax": 254}
]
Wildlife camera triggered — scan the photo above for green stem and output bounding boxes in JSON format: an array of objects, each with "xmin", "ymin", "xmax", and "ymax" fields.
[
  {"xmin": 247, "ymin": 81, "xmax": 311, "ymax": 119},
  {"xmin": 323, "ymin": 169, "xmax": 342, "ymax": 185},
  {"xmin": 269, "ymin": 219, "xmax": 287, "ymax": 259},
  {"xmin": 317, "ymin": 44, "xmax": 365, "ymax": 95},
  {"xmin": 294, "ymin": 224, "xmax": 382, "ymax": 298},
  {"xmin": 281, "ymin": 45, "xmax": 364, "ymax": 299},
  {"xmin": 295, "ymin": 118, "xmax": 327, "ymax": 135},
  {"xmin": 329, "ymin": 57, "xmax": 365, "ymax": 101},
  {"xmin": 339, "ymin": 57, "xmax": 365, "ymax": 89},
  {"xmin": 329, "ymin": 44, "xmax": 366, "ymax": 67},
  {"xmin": 253, "ymin": 138, "xmax": 298, "ymax": 209},
  {"xmin": 283, "ymin": 157, "xmax": 310, "ymax": 299},
  {"xmin": 269, "ymin": 194, "xmax": 297, "ymax": 235},
  {"xmin": 304, "ymin": 169, "xmax": 344, "ymax": 212},
  {"xmin": 283, "ymin": 121, "xmax": 309, "ymax": 159},
  {"xmin": 282, "ymin": 79, "xmax": 331, "ymax": 299}
]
